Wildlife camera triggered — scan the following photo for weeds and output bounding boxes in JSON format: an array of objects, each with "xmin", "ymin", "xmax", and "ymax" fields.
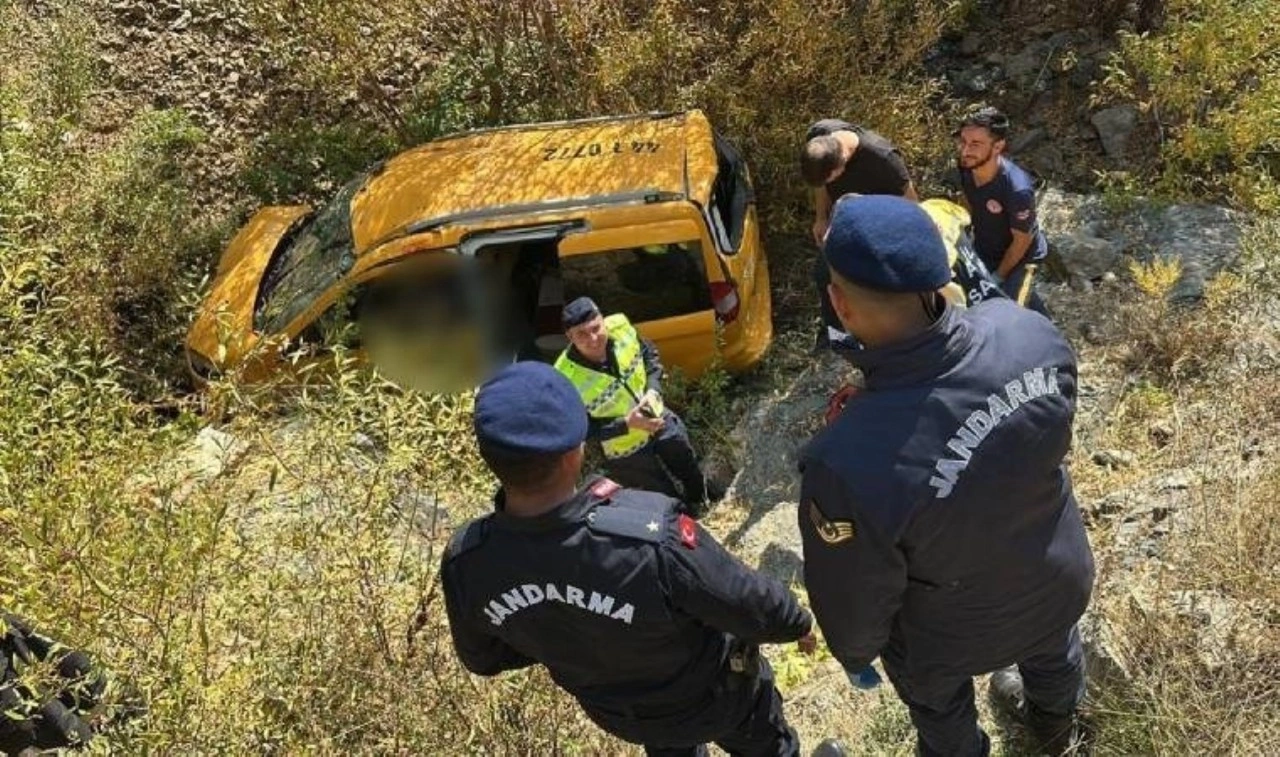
[{"xmin": 1100, "ymin": 0, "xmax": 1280, "ymax": 209}]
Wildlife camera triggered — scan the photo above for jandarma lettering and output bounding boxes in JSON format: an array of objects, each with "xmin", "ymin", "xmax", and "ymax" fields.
[
  {"xmin": 929, "ymin": 366, "xmax": 1062, "ymax": 499},
  {"xmin": 483, "ymin": 583, "xmax": 636, "ymax": 627}
]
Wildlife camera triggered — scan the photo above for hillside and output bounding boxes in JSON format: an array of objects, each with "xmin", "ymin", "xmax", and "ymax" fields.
[{"xmin": 2, "ymin": 1, "xmax": 1277, "ymax": 754}]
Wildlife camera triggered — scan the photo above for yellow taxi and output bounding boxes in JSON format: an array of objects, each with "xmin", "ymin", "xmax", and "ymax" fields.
[{"xmin": 186, "ymin": 110, "xmax": 771, "ymax": 391}]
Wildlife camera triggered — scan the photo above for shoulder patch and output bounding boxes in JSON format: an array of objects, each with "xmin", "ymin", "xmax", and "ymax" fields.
[
  {"xmin": 677, "ymin": 514, "xmax": 698, "ymax": 549},
  {"xmin": 808, "ymin": 500, "xmax": 856, "ymax": 545},
  {"xmin": 444, "ymin": 518, "xmax": 488, "ymax": 560},
  {"xmin": 588, "ymin": 505, "xmax": 665, "ymax": 543},
  {"xmin": 588, "ymin": 477, "xmax": 621, "ymax": 501}
]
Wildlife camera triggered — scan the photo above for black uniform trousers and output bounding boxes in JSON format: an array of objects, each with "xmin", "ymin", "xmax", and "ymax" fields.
[
  {"xmin": 1000, "ymin": 260, "xmax": 1050, "ymax": 319},
  {"xmin": 880, "ymin": 624, "xmax": 1086, "ymax": 757},
  {"xmin": 636, "ymin": 658, "xmax": 799, "ymax": 757},
  {"xmin": 604, "ymin": 412, "xmax": 708, "ymax": 506}
]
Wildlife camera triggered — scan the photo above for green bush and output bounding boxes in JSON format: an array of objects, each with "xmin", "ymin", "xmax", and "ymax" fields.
[{"xmin": 1103, "ymin": 0, "xmax": 1280, "ymax": 209}]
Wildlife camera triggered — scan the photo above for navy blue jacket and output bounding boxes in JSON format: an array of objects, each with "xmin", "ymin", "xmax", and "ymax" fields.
[
  {"xmin": 442, "ymin": 477, "xmax": 811, "ymax": 742},
  {"xmin": 799, "ymin": 299, "xmax": 1094, "ymax": 679}
]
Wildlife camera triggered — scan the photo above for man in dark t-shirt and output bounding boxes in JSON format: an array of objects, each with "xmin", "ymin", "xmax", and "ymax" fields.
[
  {"xmin": 955, "ymin": 107, "xmax": 1049, "ymax": 315},
  {"xmin": 801, "ymin": 119, "xmax": 920, "ymax": 352},
  {"xmin": 801, "ymin": 119, "xmax": 918, "ymax": 245}
]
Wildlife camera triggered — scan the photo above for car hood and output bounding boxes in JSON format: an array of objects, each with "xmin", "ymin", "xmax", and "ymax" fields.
[{"xmin": 187, "ymin": 205, "xmax": 311, "ymax": 368}]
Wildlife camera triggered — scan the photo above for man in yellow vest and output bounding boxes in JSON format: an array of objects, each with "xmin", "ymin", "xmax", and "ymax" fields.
[{"xmin": 554, "ymin": 297, "xmax": 718, "ymax": 515}]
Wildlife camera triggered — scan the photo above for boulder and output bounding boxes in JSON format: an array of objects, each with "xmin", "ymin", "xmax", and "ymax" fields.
[
  {"xmin": 183, "ymin": 426, "xmax": 248, "ymax": 480},
  {"xmin": 1091, "ymin": 104, "xmax": 1140, "ymax": 158},
  {"xmin": 1049, "ymin": 231, "xmax": 1124, "ymax": 280},
  {"xmin": 953, "ymin": 64, "xmax": 1000, "ymax": 95},
  {"xmin": 1005, "ymin": 41, "xmax": 1049, "ymax": 81},
  {"xmin": 1009, "ymin": 126, "xmax": 1048, "ymax": 155}
]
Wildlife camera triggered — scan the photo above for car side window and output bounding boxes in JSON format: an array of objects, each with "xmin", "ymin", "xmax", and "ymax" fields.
[
  {"xmin": 710, "ymin": 132, "xmax": 753, "ymax": 253},
  {"xmin": 559, "ymin": 243, "xmax": 712, "ymax": 324}
]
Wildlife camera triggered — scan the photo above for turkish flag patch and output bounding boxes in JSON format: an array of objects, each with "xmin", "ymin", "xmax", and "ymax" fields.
[
  {"xmin": 589, "ymin": 477, "xmax": 621, "ymax": 500},
  {"xmin": 677, "ymin": 515, "xmax": 699, "ymax": 549}
]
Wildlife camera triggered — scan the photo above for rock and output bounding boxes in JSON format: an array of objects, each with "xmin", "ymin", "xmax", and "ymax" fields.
[
  {"xmin": 1005, "ymin": 41, "xmax": 1049, "ymax": 81},
  {"xmin": 1148, "ymin": 422, "xmax": 1174, "ymax": 446},
  {"xmin": 170, "ymin": 10, "xmax": 192, "ymax": 32},
  {"xmin": 1071, "ymin": 56, "xmax": 1102, "ymax": 88},
  {"xmin": 1168, "ymin": 590, "xmax": 1247, "ymax": 670},
  {"xmin": 1156, "ymin": 472, "xmax": 1194, "ymax": 491},
  {"xmin": 1144, "ymin": 203, "xmax": 1244, "ymax": 277},
  {"xmin": 1046, "ymin": 29, "xmax": 1087, "ymax": 50},
  {"xmin": 960, "ymin": 31, "xmax": 984, "ymax": 56},
  {"xmin": 394, "ymin": 489, "xmax": 449, "ymax": 536},
  {"xmin": 1023, "ymin": 144, "xmax": 1065, "ymax": 176},
  {"xmin": 183, "ymin": 427, "xmax": 249, "ymax": 480},
  {"xmin": 1037, "ymin": 187, "xmax": 1110, "ymax": 232},
  {"xmin": 1091, "ymin": 105, "xmax": 1140, "ymax": 158},
  {"xmin": 727, "ymin": 501, "xmax": 803, "ymax": 584},
  {"xmin": 1049, "ymin": 231, "xmax": 1123, "ymax": 280},
  {"xmin": 1169, "ymin": 257, "xmax": 1206, "ymax": 304},
  {"xmin": 350, "ymin": 432, "xmax": 379, "ymax": 454},
  {"xmin": 1009, "ymin": 127, "xmax": 1048, "ymax": 155},
  {"xmin": 725, "ymin": 351, "xmax": 849, "ymax": 511},
  {"xmin": 1092, "ymin": 448, "xmax": 1135, "ymax": 468},
  {"xmin": 954, "ymin": 64, "xmax": 1000, "ymax": 95}
]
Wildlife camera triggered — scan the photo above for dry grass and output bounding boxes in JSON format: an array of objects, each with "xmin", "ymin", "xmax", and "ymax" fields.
[{"xmin": 1055, "ymin": 218, "xmax": 1280, "ymax": 756}]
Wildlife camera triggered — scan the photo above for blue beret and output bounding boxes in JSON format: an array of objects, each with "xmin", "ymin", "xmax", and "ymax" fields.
[
  {"xmin": 474, "ymin": 362, "xmax": 587, "ymax": 455},
  {"xmin": 562, "ymin": 296, "xmax": 601, "ymax": 329},
  {"xmin": 823, "ymin": 195, "xmax": 952, "ymax": 293}
]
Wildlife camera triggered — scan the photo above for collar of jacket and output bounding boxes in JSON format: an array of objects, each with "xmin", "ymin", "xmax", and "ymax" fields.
[
  {"xmin": 844, "ymin": 303, "xmax": 974, "ymax": 390},
  {"xmin": 567, "ymin": 341, "xmax": 618, "ymax": 374},
  {"xmin": 490, "ymin": 477, "xmax": 603, "ymax": 533}
]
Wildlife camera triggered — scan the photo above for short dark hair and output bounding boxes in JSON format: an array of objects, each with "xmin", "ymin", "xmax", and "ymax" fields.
[
  {"xmin": 479, "ymin": 444, "xmax": 570, "ymax": 491},
  {"xmin": 957, "ymin": 106, "xmax": 1011, "ymax": 140},
  {"xmin": 800, "ymin": 135, "xmax": 844, "ymax": 187}
]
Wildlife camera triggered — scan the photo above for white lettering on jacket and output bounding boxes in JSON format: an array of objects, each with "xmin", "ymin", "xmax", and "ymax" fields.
[
  {"xmin": 482, "ymin": 583, "xmax": 636, "ymax": 627},
  {"xmin": 928, "ymin": 366, "xmax": 1062, "ymax": 499}
]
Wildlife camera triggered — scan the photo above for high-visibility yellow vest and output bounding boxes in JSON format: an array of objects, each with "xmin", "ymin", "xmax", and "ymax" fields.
[{"xmin": 554, "ymin": 314, "xmax": 657, "ymax": 459}]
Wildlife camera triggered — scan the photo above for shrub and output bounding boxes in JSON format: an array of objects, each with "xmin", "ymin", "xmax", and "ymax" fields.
[{"xmin": 1101, "ymin": 0, "xmax": 1280, "ymax": 209}]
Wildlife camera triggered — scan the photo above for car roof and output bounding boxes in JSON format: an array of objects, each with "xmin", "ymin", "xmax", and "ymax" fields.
[{"xmin": 348, "ymin": 110, "xmax": 719, "ymax": 254}]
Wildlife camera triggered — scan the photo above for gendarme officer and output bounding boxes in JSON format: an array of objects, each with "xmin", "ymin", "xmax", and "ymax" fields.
[
  {"xmin": 441, "ymin": 362, "xmax": 823, "ymax": 756},
  {"xmin": 799, "ymin": 195, "xmax": 1095, "ymax": 756}
]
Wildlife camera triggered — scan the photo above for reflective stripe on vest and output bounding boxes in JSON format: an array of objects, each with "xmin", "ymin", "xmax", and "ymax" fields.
[{"xmin": 554, "ymin": 314, "xmax": 652, "ymax": 459}]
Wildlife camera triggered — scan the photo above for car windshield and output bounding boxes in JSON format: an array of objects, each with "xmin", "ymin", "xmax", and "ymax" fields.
[{"xmin": 254, "ymin": 174, "xmax": 366, "ymax": 334}]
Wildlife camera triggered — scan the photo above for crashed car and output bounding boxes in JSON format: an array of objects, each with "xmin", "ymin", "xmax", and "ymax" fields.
[{"xmin": 186, "ymin": 110, "xmax": 771, "ymax": 392}]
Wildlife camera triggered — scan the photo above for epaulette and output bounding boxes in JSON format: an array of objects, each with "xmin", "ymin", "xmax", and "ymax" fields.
[
  {"xmin": 587, "ymin": 502, "xmax": 667, "ymax": 543},
  {"xmin": 444, "ymin": 518, "xmax": 489, "ymax": 560}
]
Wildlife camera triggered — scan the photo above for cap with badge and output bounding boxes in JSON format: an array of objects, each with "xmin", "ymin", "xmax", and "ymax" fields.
[
  {"xmin": 822, "ymin": 195, "xmax": 952, "ymax": 294},
  {"xmin": 561, "ymin": 296, "xmax": 601, "ymax": 329},
  {"xmin": 473, "ymin": 362, "xmax": 588, "ymax": 455}
]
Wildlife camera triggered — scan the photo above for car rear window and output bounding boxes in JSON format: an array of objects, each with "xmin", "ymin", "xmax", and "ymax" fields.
[
  {"xmin": 254, "ymin": 174, "xmax": 366, "ymax": 334},
  {"xmin": 560, "ymin": 241, "xmax": 712, "ymax": 323}
]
